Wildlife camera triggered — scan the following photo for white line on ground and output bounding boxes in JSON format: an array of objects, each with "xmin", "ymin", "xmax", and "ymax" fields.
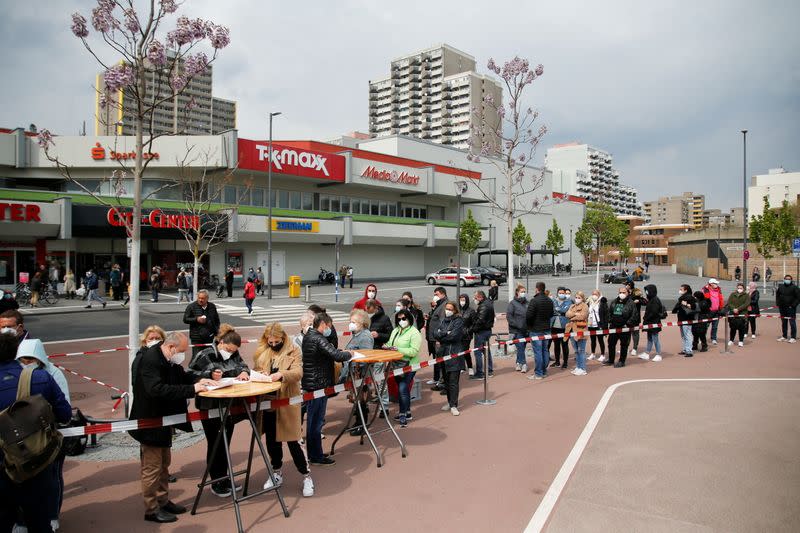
[{"xmin": 523, "ymin": 377, "xmax": 800, "ymax": 533}]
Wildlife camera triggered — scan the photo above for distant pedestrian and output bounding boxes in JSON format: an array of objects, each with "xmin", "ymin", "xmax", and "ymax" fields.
[
  {"xmin": 644, "ymin": 260, "xmax": 649, "ymax": 273},
  {"xmin": 751, "ymin": 266, "xmax": 760, "ymax": 283},
  {"xmin": 765, "ymin": 266, "xmax": 772, "ymax": 282},
  {"xmin": 726, "ymin": 283, "xmax": 749, "ymax": 347},
  {"xmin": 149, "ymin": 267, "xmax": 161, "ymax": 302},
  {"xmin": 747, "ymin": 281, "xmax": 760, "ymax": 339},
  {"xmin": 641, "ymin": 285, "xmax": 665, "ymax": 361},
  {"xmin": 673, "ymin": 284, "xmax": 697, "ymax": 357},
  {"xmin": 243, "ymin": 276, "xmax": 256, "ymax": 315},
  {"xmin": 84, "ymin": 269, "xmax": 107, "ymax": 309},
  {"xmin": 347, "ymin": 266, "xmax": 354, "ymax": 288},
  {"xmin": 225, "ymin": 267, "xmax": 234, "ymax": 298},
  {"xmin": 692, "ymin": 291, "xmax": 711, "ymax": 352},
  {"xmin": 49, "ymin": 264, "xmax": 60, "ymax": 293},
  {"xmin": 110, "ymin": 264, "xmax": 123, "ymax": 301},
  {"xmin": 734, "ymin": 265, "xmax": 741, "ymax": 281},
  {"xmin": 176, "ymin": 268, "xmax": 190, "ymax": 303},
  {"xmin": 63, "ymin": 269, "xmax": 76, "ymax": 299},
  {"xmin": 29, "ymin": 271, "xmax": 43, "ymax": 308},
  {"xmin": 256, "ymin": 267, "xmax": 265, "ymax": 296},
  {"xmin": 185, "ymin": 269, "xmax": 194, "ymax": 301},
  {"xmin": 776, "ymin": 275, "xmax": 799, "ymax": 343},
  {"xmin": 565, "ymin": 291, "xmax": 589, "ymax": 375},
  {"xmin": 587, "ymin": 290, "xmax": 608, "ymax": 362},
  {"xmin": 488, "ymin": 280, "xmax": 498, "ymax": 301}
]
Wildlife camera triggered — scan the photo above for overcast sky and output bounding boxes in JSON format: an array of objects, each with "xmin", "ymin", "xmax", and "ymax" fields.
[{"xmin": 1, "ymin": 0, "xmax": 798, "ymax": 209}]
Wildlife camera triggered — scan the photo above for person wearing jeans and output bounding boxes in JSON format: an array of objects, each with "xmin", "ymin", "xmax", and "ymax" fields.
[
  {"xmin": 385, "ymin": 309, "xmax": 422, "ymax": 427},
  {"xmin": 526, "ymin": 282, "xmax": 554, "ymax": 380},
  {"xmin": 776, "ymin": 275, "xmax": 800, "ymax": 342},
  {"xmin": 301, "ymin": 313, "xmax": 352, "ymax": 465},
  {"xmin": 641, "ymin": 284, "xmax": 664, "ymax": 361},
  {"xmin": 702, "ymin": 279, "xmax": 725, "ymax": 344},
  {"xmin": 605, "ymin": 287, "xmax": 636, "ymax": 367},
  {"xmin": 673, "ymin": 284, "xmax": 697, "ymax": 357},
  {"xmin": 565, "ymin": 291, "xmax": 589, "ymax": 375},
  {"xmin": 471, "ymin": 291, "xmax": 495, "ymax": 379},
  {"xmin": 506, "ymin": 284, "xmax": 529, "ymax": 372}
]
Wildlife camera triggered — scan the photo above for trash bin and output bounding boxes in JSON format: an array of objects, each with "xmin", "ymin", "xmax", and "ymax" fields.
[{"xmin": 289, "ymin": 275, "xmax": 301, "ymax": 298}]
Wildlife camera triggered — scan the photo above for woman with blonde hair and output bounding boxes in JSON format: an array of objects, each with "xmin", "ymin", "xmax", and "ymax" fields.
[
  {"xmin": 188, "ymin": 323, "xmax": 250, "ymax": 498},
  {"xmin": 140, "ymin": 325, "xmax": 167, "ymax": 348},
  {"xmin": 254, "ymin": 322, "xmax": 313, "ymax": 498},
  {"xmin": 565, "ymin": 291, "xmax": 589, "ymax": 375},
  {"xmin": 343, "ymin": 308, "xmax": 375, "ymax": 435}
]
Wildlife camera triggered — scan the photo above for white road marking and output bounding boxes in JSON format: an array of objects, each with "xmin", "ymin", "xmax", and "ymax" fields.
[{"xmin": 524, "ymin": 378, "xmax": 800, "ymax": 533}]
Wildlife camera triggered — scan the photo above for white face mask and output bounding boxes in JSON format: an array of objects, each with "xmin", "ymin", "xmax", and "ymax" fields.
[
  {"xmin": 367, "ymin": 291, "xmax": 376, "ymax": 299},
  {"xmin": 473, "ymin": 299, "xmax": 479, "ymax": 306},
  {"xmin": 575, "ymin": 298, "xmax": 583, "ymax": 304},
  {"xmin": 433, "ymin": 295, "xmax": 440, "ymax": 302},
  {"xmin": 0, "ymin": 327, "xmax": 16, "ymax": 336},
  {"xmin": 368, "ymin": 312, "xmax": 376, "ymax": 319},
  {"xmin": 591, "ymin": 294, "xmax": 600, "ymax": 301},
  {"xmin": 170, "ymin": 351, "xmax": 186, "ymax": 365},
  {"xmin": 398, "ymin": 319, "xmax": 409, "ymax": 328},
  {"xmin": 618, "ymin": 293, "xmax": 627, "ymax": 300},
  {"xmin": 737, "ymin": 288, "xmax": 744, "ymax": 293},
  {"xmin": 219, "ymin": 348, "xmax": 233, "ymax": 361},
  {"xmin": 445, "ymin": 310, "xmax": 454, "ymax": 317},
  {"xmin": 519, "ymin": 292, "xmax": 526, "ymax": 299},
  {"xmin": 348, "ymin": 322, "xmax": 358, "ymax": 332},
  {"xmin": 146, "ymin": 339, "xmax": 160, "ymax": 348},
  {"xmin": 395, "ymin": 305, "xmax": 403, "ymax": 312},
  {"xmin": 22, "ymin": 362, "xmax": 39, "ymax": 369}
]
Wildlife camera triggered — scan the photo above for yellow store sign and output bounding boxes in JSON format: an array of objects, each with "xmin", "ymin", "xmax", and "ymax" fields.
[{"xmin": 270, "ymin": 219, "xmax": 319, "ymax": 232}]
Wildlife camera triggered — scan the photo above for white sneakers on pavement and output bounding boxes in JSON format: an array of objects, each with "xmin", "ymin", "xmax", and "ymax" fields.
[
  {"xmin": 738, "ymin": 341, "xmax": 744, "ymax": 347},
  {"xmin": 638, "ymin": 352, "xmax": 650, "ymax": 360},
  {"xmin": 727, "ymin": 340, "xmax": 734, "ymax": 346},
  {"xmin": 711, "ymin": 339, "xmax": 718, "ymax": 345},
  {"xmin": 515, "ymin": 363, "xmax": 522, "ymax": 371},
  {"xmin": 441, "ymin": 404, "xmax": 451, "ymax": 411},
  {"xmin": 777, "ymin": 337, "xmax": 786, "ymax": 342},
  {"xmin": 587, "ymin": 353, "xmax": 596, "ymax": 360},
  {"xmin": 425, "ymin": 379, "xmax": 436, "ymax": 385},
  {"xmin": 467, "ymin": 368, "xmax": 475, "ymax": 376},
  {"xmin": 450, "ymin": 407, "xmax": 460, "ymax": 416},
  {"xmin": 302, "ymin": 475, "xmax": 315, "ymax": 497},
  {"xmin": 751, "ymin": 334, "xmax": 757, "ymax": 339},
  {"xmin": 631, "ymin": 349, "xmax": 637, "ymax": 356},
  {"xmin": 597, "ymin": 355, "xmax": 607, "ymax": 363},
  {"xmin": 652, "ymin": 354, "xmax": 662, "ymax": 362},
  {"xmin": 789, "ymin": 338, "xmax": 797, "ymax": 344},
  {"xmin": 521, "ymin": 363, "xmax": 528, "ymax": 373},
  {"xmin": 263, "ymin": 471, "xmax": 283, "ymax": 490},
  {"xmin": 570, "ymin": 368, "xmax": 587, "ymax": 376}
]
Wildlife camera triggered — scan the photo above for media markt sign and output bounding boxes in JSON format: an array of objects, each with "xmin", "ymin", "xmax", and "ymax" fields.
[{"xmin": 360, "ymin": 165, "xmax": 421, "ymax": 186}]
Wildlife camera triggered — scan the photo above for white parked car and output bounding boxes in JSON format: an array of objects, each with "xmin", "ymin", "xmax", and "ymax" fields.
[{"xmin": 425, "ymin": 267, "xmax": 481, "ymax": 287}]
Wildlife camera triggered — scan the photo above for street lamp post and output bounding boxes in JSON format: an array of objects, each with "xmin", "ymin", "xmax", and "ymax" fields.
[
  {"xmin": 741, "ymin": 129, "xmax": 748, "ymax": 284},
  {"xmin": 455, "ymin": 181, "xmax": 468, "ymax": 304},
  {"xmin": 267, "ymin": 111, "xmax": 282, "ymax": 300},
  {"xmin": 569, "ymin": 225, "xmax": 573, "ymax": 273}
]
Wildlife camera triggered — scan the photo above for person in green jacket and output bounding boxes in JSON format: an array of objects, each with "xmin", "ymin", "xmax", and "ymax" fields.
[
  {"xmin": 726, "ymin": 282, "xmax": 749, "ymax": 347},
  {"xmin": 385, "ymin": 308, "xmax": 422, "ymax": 427}
]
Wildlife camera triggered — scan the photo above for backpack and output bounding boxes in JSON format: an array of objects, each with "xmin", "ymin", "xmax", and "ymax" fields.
[{"xmin": 0, "ymin": 367, "xmax": 64, "ymax": 482}]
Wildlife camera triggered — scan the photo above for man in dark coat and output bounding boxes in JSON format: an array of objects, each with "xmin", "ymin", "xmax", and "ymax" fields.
[
  {"xmin": 224, "ymin": 267, "xmax": 234, "ymax": 298},
  {"xmin": 526, "ymin": 281, "xmax": 554, "ymax": 379},
  {"xmin": 470, "ymin": 290, "xmax": 495, "ymax": 379},
  {"xmin": 129, "ymin": 332, "xmax": 216, "ymax": 524},
  {"xmin": 365, "ymin": 299, "xmax": 393, "ymax": 348},
  {"xmin": 426, "ymin": 287, "xmax": 448, "ymax": 388},
  {"xmin": 606, "ymin": 286, "xmax": 638, "ymax": 367},
  {"xmin": 776, "ymin": 275, "xmax": 800, "ymax": 342},
  {"xmin": 183, "ymin": 290, "xmax": 221, "ymax": 356}
]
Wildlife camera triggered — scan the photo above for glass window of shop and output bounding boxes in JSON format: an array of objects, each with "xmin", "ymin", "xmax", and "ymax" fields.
[{"xmin": 0, "ymin": 250, "xmax": 35, "ymax": 287}]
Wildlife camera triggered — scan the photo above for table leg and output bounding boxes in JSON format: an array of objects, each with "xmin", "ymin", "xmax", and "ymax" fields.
[
  {"xmin": 352, "ymin": 374, "xmax": 382, "ymax": 466},
  {"xmin": 368, "ymin": 363, "xmax": 407, "ymax": 460},
  {"xmin": 243, "ymin": 429, "xmax": 255, "ymax": 497},
  {"xmin": 191, "ymin": 403, "xmax": 229, "ymax": 515},
  {"xmin": 329, "ymin": 376, "xmax": 360, "ymax": 456},
  {"xmin": 222, "ymin": 400, "xmax": 245, "ymax": 533}
]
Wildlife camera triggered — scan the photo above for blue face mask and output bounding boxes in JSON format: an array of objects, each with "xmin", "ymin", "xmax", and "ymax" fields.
[
  {"xmin": 558, "ymin": 294, "xmax": 567, "ymax": 300},
  {"xmin": 323, "ymin": 327, "xmax": 332, "ymax": 337}
]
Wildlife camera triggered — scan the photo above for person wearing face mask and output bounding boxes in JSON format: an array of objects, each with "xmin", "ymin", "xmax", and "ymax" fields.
[
  {"xmin": 434, "ymin": 301, "xmax": 465, "ymax": 415},
  {"xmin": 293, "ymin": 310, "xmax": 316, "ymax": 349},
  {"xmin": 254, "ymin": 322, "xmax": 314, "ymax": 498},
  {"xmin": 365, "ymin": 299, "xmax": 393, "ymax": 349},
  {"xmin": 549, "ymin": 287, "xmax": 571, "ymax": 369},
  {"xmin": 402, "ymin": 292, "xmax": 425, "ymax": 334},
  {"xmin": 342, "ymin": 309, "xmax": 375, "ymax": 432},
  {"xmin": 470, "ymin": 290, "xmax": 495, "ymax": 379},
  {"xmin": 302, "ymin": 313, "xmax": 353, "ymax": 466},
  {"xmin": 526, "ymin": 282, "xmax": 554, "ymax": 380},
  {"xmin": 183, "ymin": 290, "xmax": 221, "ymax": 357},
  {"xmin": 624, "ymin": 281, "xmax": 647, "ymax": 356},
  {"xmin": 188, "ymin": 324, "xmax": 250, "ymax": 498},
  {"xmin": 353, "ymin": 283, "xmax": 381, "ymax": 311},
  {"xmin": 0, "ymin": 310, "xmax": 30, "ymax": 341},
  {"xmin": 129, "ymin": 331, "xmax": 217, "ymax": 523},
  {"xmin": 0, "ymin": 289, "xmax": 19, "ymax": 314},
  {"xmin": 672, "ymin": 284, "xmax": 697, "ymax": 357},
  {"xmin": 725, "ymin": 283, "xmax": 749, "ymax": 347},
  {"xmin": 458, "ymin": 294, "xmax": 476, "ymax": 374},
  {"xmin": 702, "ymin": 278, "xmax": 725, "ymax": 345},
  {"xmin": 565, "ymin": 291, "xmax": 589, "ymax": 375},
  {"xmin": 587, "ymin": 290, "xmax": 608, "ymax": 362},
  {"xmin": 640, "ymin": 285, "xmax": 666, "ymax": 361},
  {"xmin": 692, "ymin": 291, "xmax": 711, "ymax": 353},
  {"xmin": 83, "ymin": 269, "xmax": 107, "ymax": 309},
  {"xmin": 606, "ymin": 287, "xmax": 637, "ymax": 367},
  {"xmin": 385, "ymin": 309, "xmax": 422, "ymax": 427},
  {"xmin": 775, "ymin": 275, "xmax": 799, "ymax": 343},
  {"xmin": 507, "ymin": 285, "xmax": 529, "ymax": 372},
  {"xmin": 426, "ymin": 287, "xmax": 448, "ymax": 387},
  {"xmin": 488, "ymin": 279, "xmax": 499, "ymax": 301},
  {"xmin": 746, "ymin": 281, "xmax": 760, "ymax": 339}
]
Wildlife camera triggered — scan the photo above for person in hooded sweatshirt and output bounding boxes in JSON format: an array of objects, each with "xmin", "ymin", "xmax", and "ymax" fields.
[
  {"xmin": 352, "ymin": 284, "xmax": 380, "ymax": 311},
  {"xmin": 506, "ymin": 285, "xmax": 529, "ymax": 372},
  {"xmin": 726, "ymin": 282, "xmax": 749, "ymax": 347},
  {"xmin": 188, "ymin": 324, "xmax": 250, "ymax": 498},
  {"xmin": 606, "ymin": 285, "xmax": 637, "ymax": 367},
  {"xmin": 692, "ymin": 291, "xmax": 711, "ymax": 352},
  {"xmin": 673, "ymin": 284, "xmax": 697, "ymax": 357},
  {"xmin": 640, "ymin": 285, "xmax": 665, "ymax": 361},
  {"xmin": 433, "ymin": 301, "xmax": 465, "ymax": 415},
  {"xmin": 458, "ymin": 293, "xmax": 476, "ymax": 374},
  {"xmin": 365, "ymin": 299, "xmax": 392, "ymax": 348},
  {"xmin": 746, "ymin": 281, "xmax": 760, "ymax": 339},
  {"xmin": 624, "ymin": 281, "xmax": 647, "ymax": 357},
  {"xmin": 16, "ymin": 338, "xmax": 70, "ymax": 530}
]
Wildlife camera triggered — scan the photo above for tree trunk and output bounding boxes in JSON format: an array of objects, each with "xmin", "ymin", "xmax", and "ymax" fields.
[
  {"xmin": 507, "ymin": 221, "xmax": 515, "ymax": 302},
  {"xmin": 128, "ymin": 76, "xmax": 146, "ymax": 403},
  {"xmin": 193, "ymin": 254, "xmax": 200, "ymax": 298},
  {"xmin": 594, "ymin": 236, "xmax": 602, "ymax": 289},
  {"xmin": 763, "ymin": 258, "xmax": 767, "ymax": 290}
]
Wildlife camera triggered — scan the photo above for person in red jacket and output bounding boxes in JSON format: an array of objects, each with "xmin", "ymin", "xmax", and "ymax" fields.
[
  {"xmin": 702, "ymin": 278, "xmax": 725, "ymax": 345},
  {"xmin": 352, "ymin": 284, "xmax": 380, "ymax": 310}
]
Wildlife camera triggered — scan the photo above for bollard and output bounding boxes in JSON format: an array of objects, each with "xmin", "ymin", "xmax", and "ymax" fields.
[
  {"xmin": 476, "ymin": 341, "xmax": 496, "ymax": 406},
  {"xmin": 305, "ymin": 285, "xmax": 311, "ymax": 303},
  {"xmin": 720, "ymin": 315, "xmax": 732, "ymax": 354}
]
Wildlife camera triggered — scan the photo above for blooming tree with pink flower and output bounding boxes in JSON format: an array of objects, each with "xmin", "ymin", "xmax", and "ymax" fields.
[
  {"xmin": 39, "ymin": 0, "xmax": 230, "ymax": 397},
  {"xmin": 467, "ymin": 56, "xmax": 548, "ymax": 300}
]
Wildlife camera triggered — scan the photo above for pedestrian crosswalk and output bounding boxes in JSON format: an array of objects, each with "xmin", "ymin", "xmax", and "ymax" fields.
[{"xmin": 215, "ymin": 303, "xmax": 351, "ymax": 326}]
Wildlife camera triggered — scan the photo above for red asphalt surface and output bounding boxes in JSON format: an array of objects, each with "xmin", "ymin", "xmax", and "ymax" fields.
[{"xmin": 46, "ymin": 316, "xmax": 799, "ymax": 532}]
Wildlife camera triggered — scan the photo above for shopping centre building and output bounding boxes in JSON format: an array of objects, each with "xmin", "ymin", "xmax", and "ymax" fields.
[{"xmin": 0, "ymin": 127, "xmax": 584, "ymax": 289}]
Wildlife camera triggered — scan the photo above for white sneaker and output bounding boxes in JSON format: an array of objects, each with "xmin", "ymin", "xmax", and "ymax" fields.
[
  {"xmin": 790, "ymin": 338, "xmax": 797, "ymax": 344},
  {"xmin": 468, "ymin": 368, "xmax": 475, "ymax": 376},
  {"xmin": 521, "ymin": 363, "xmax": 528, "ymax": 373},
  {"xmin": 727, "ymin": 340, "xmax": 734, "ymax": 346},
  {"xmin": 51, "ymin": 520, "xmax": 60, "ymax": 532},
  {"xmin": 587, "ymin": 353, "xmax": 596, "ymax": 360},
  {"xmin": 631, "ymin": 349, "xmax": 637, "ymax": 356},
  {"xmin": 450, "ymin": 407, "xmax": 460, "ymax": 416},
  {"xmin": 515, "ymin": 363, "xmax": 521, "ymax": 371},
  {"xmin": 597, "ymin": 355, "xmax": 607, "ymax": 363},
  {"xmin": 263, "ymin": 471, "xmax": 283, "ymax": 490},
  {"xmin": 711, "ymin": 339, "xmax": 718, "ymax": 345},
  {"xmin": 570, "ymin": 368, "xmax": 579, "ymax": 375},
  {"xmin": 638, "ymin": 352, "xmax": 650, "ymax": 360},
  {"xmin": 751, "ymin": 334, "xmax": 756, "ymax": 339},
  {"xmin": 652, "ymin": 354, "xmax": 662, "ymax": 362},
  {"xmin": 425, "ymin": 379, "xmax": 436, "ymax": 385},
  {"xmin": 573, "ymin": 368, "xmax": 587, "ymax": 376},
  {"xmin": 737, "ymin": 341, "xmax": 744, "ymax": 347},
  {"xmin": 441, "ymin": 404, "xmax": 450, "ymax": 411},
  {"xmin": 302, "ymin": 475, "xmax": 314, "ymax": 497},
  {"xmin": 777, "ymin": 337, "xmax": 786, "ymax": 342}
]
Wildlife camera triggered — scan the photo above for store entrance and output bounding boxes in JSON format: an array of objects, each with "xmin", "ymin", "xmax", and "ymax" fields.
[{"xmin": 0, "ymin": 250, "xmax": 35, "ymax": 287}]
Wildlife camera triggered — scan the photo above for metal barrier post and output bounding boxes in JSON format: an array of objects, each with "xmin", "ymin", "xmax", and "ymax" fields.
[
  {"xmin": 720, "ymin": 315, "xmax": 732, "ymax": 354},
  {"xmin": 305, "ymin": 285, "xmax": 311, "ymax": 303},
  {"xmin": 476, "ymin": 340, "xmax": 496, "ymax": 406}
]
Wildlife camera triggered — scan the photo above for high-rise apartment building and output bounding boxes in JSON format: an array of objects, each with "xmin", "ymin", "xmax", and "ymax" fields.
[
  {"xmin": 96, "ymin": 57, "xmax": 236, "ymax": 136},
  {"xmin": 546, "ymin": 142, "xmax": 642, "ymax": 216},
  {"xmin": 747, "ymin": 167, "xmax": 800, "ymax": 218},
  {"xmin": 368, "ymin": 44, "xmax": 502, "ymax": 153},
  {"xmin": 643, "ymin": 192, "xmax": 705, "ymax": 228}
]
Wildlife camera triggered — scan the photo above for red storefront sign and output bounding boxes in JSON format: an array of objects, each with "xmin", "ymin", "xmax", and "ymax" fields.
[
  {"xmin": 106, "ymin": 208, "xmax": 199, "ymax": 230},
  {"xmin": 238, "ymin": 139, "xmax": 345, "ymax": 181},
  {"xmin": 0, "ymin": 203, "xmax": 41, "ymax": 222},
  {"xmin": 360, "ymin": 165, "xmax": 421, "ymax": 186}
]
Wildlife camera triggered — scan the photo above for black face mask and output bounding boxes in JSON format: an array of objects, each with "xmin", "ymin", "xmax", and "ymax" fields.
[{"xmin": 268, "ymin": 342, "xmax": 284, "ymax": 352}]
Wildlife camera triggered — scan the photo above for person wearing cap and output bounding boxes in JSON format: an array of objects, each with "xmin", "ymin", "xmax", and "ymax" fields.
[{"xmin": 702, "ymin": 278, "xmax": 725, "ymax": 345}]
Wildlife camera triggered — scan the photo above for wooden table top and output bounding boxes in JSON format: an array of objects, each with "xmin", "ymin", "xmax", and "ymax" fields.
[
  {"xmin": 353, "ymin": 349, "xmax": 405, "ymax": 364},
  {"xmin": 198, "ymin": 381, "xmax": 282, "ymax": 399}
]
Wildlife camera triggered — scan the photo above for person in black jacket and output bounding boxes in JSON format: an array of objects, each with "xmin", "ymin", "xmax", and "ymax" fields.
[
  {"xmin": 526, "ymin": 282, "xmax": 554, "ymax": 379},
  {"xmin": 129, "ymin": 332, "xmax": 216, "ymax": 524},
  {"xmin": 775, "ymin": 275, "xmax": 799, "ymax": 342},
  {"xmin": 458, "ymin": 294, "xmax": 475, "ymax": 374},
  {"xmin": 606, "ymin": 286, "xmax": 637, "ymax": 367},
  {"xmin": 640, "ymin": 284, "xmax": 665, "ymax": 361},
  {"xmin": 183, "ymin": 290, "xmax": 221, "ymax": 356},
  {"xmin": 470, "ymin": 290, "xmax": 495, "ymax": 379},
  {"xmin": 302, "ymin": 313, "xmax": 352, "ymax": 466},
  {"xmin": 426, "ymin": 287, "xmax": 448, "ymax": 388},
  {"xmin": 401, "ymin": 292, "xmax": 425, "ymax": 335},
  {"xmin": 587, "ymin": 290, "xmax": 608, "ymax": 362},
  {"xmin": 672, "ymin": 284, "xmax": 697, "ymax": 356},
  {"xmin": 188, "ymin": 324, "xmax": 250, "ymax": 498},
  {"xmin": 308, "ymin": 304, "xmax": 338, "ymax": 347},
  {"xmin": 434, "ymin": 301, "xmax": 465, "ymax": 415},
  {"xmin": 365, "ymin": 300, "xmax": 392, "ymax": 348},
  {"xmin": 693, "ymin": 291, "xmax": 711, "ymax": 352},
  {"xmin": 625, "ymin": 281, "xmax": 647, "ymax": 356},
  {"xmin": 224, "ymin": 267, "xmax": 234, "ymax": 298},
  {"xmin": 746, "ymin": 281, "xmax": 760, "ymax": 339},
  {"xmin": 506, "ymin": 284, "xmax": 529, "ymax": 372}
]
